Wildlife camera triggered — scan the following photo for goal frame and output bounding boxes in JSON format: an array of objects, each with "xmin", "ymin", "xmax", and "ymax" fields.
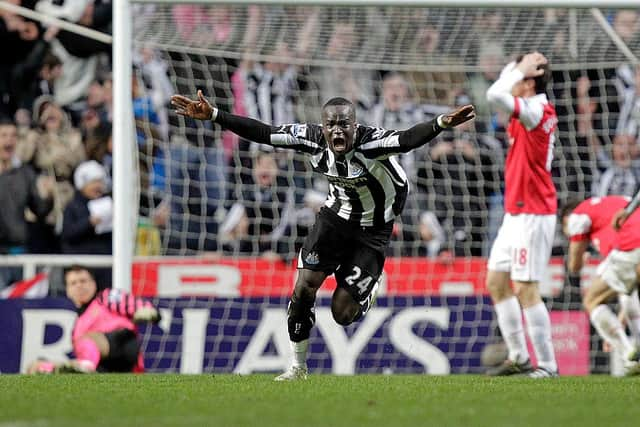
[{"xmin": 111, "ymin": 0, "xmax": 639, "ymax": 291}]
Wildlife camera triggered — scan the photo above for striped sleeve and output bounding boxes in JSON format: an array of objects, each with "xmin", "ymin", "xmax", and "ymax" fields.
[
  {"xmin": 358, "ymin": 121, "xmax": 442, "ymax": 159},
  {"xmin": 214, "ymin": 110, "xmax": 324, "ymax": 155},
  {"xmin": 269, "ymin": 123, "xmax": 325, "ymax": 155},
  {"xmin": 97, "ymin": 288, "xmax": 154, "ymax": 319}
]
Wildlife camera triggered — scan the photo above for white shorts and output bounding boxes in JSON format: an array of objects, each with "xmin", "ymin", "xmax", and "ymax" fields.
[
  {"xmin": 487, "ymin": 213, "xmax": 556, "ymax": 282},
  {"xmin": 598, "ymin": 249, "xmax": 640, "ymax": 294}
]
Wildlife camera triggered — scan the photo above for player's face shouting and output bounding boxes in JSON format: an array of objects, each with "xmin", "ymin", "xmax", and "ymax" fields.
[{"xmin": 322, "ymin": 105, "xmax": 356, "ymax": 155}]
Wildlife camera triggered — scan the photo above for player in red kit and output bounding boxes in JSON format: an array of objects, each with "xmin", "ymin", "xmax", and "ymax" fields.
[
  {"xmin": 561, "ymin": 197, "xmax": 640, "ymax": 374},
  {"xmin": 485, "ymin": 52, "xmax": 558, "ymax": 377}
]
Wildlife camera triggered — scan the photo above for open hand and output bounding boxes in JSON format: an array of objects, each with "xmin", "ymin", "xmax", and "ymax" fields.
[
  {"xmin": 440, "ymin": 104, "xmax": 476, "ymax": 128},
  {"xmin": 171, "ymin": 90, "xmax": 214, "ymax": 120}
]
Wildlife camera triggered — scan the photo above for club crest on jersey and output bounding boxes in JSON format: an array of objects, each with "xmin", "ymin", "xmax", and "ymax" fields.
[
  {"xmin": 350, "ymin": 162, "xmax": 364, "ymax": 177},
  {"xmin": 305, "ymin": 251, "xmax": 320, "ymax": 265}
]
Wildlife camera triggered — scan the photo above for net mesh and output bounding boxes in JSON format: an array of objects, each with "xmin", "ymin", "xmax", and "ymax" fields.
[{"xmin": 126, "ymin": 3, "xmax": 640, "ymax": 374}]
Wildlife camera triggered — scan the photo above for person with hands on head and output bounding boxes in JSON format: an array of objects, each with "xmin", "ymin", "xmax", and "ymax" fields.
[
  {"xmin": 485, "ymin": 51, "xmax": 560, "ymax": 378},
  {"xmin": 171, "ymin": 89, "xmax": 475, "ymax": 381}
]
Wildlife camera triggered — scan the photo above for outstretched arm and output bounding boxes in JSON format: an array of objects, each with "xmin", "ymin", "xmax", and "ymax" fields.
[
  {"xmin": 399, "ymin": 105, "xmax": 476, "ymax": 152},
  {"xmin": 171, "ymin": 91, "xmax": 323, "ymax": 154},
  {"xmin": 359, "ymin": 105, "xmax": 475, "ymax": 158},
  {"xmin": 171, "ymin": 90, "xmax": 276, "ymax": 145}
]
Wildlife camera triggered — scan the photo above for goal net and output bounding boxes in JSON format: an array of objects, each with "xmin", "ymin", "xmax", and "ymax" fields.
[{"xmin": 123, "ymin": 3, "xmax": 639, "ymax": 374}]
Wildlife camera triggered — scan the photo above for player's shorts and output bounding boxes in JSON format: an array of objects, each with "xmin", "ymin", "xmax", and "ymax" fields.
[
  {"xmin": 298, "ymin": 207, "xmax": 393, "ymax": 304},
  {"xmin": 598, "ymin": 248, "xmax": 640, "ymax": 294},
  {"xmin": 97, "ymin": 329, "xmax": 140, "ymax": 373},
  {"xmin": 487, "ymin": 213, "xmax": 556, "ymax": 282}
]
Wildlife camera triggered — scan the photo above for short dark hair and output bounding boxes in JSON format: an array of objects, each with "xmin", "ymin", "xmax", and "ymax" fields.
[
  {"xmin": 516, "ymin": 54, "xmax": 551, "ymax": 94},
  {"xmin": 43, "ymin": 51, "xmax": 62, "ymax": 69},
  {"xmin": 0, "ymin": 116, "xmax": 15, "ymax": 127},
  {"xmin": 63, "ymin": 264, "xmax": 94, "ymax": 282},
  {"xmin": 322, "ymin": 97, "xmax": 354, "ymax": 110},
  {"xmin": 559, "ymin": 199, "xmax": 582, "ymax": 220}
]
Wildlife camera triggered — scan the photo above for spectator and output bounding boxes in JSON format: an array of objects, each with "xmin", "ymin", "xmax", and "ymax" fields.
[
  {"xmin": 0, "ymin": 117, "xmax": 54, "ymax": 288},
  {"xmin": 230, "ymin": 40, "xmax": 313, "ymax": 205},
  {"xmin": 592, "ymin": 133, "xmax": 640, "ymax": 198},
  {"xmin": 465, "ymin": 42, "xmax": 504, "ymax": 131},
  {"xmin": 418, "ymin": 211, "xmax": 447, "ymax": 258},
  {"xmin": 617, "ymin": 63, "xmax": 640, "ymax": 143},
  {"xmin": 12, "ymin": 29, "xmax": 61, "ymax": 118},
  {"xmin": 164, "ymin": 135, "xmax": 225, "ymax": 254},
  {"xmin": 0, "ymin": 1, "xmax": 43, "ymax": 118},
  {"xmin": 417, "ymin": 121, "xmax": 497, "ymax": 257},
  {"xmin": 219, "ymin": 151, "xmax": 296, "ymax": 261},
  {"xmin": 365, "ymin": 71, "xmax": 449, "ymax": 185},
  {"xmin": 17, "ymin": 96, "xmax": 85, "ymax": 251},
  {"xmin": 134, "ymin": 47, "xmax": 174, "ymax": 140},
  {"xmin": 61, "ymin": 160, "xmax": 112, "ymax": 255},
  {"xmin": 35, "ymin": 0, "xmax": 111, "ymax": 58},
  {"xmin": 308, "ymin": 22, "xmax": 376, "ymax": 116}
]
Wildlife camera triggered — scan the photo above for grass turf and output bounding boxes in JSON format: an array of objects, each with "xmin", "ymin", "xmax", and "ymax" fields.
[{"xmin": 1, "ymin": 374, "xmax": 638, "ymax": 427}]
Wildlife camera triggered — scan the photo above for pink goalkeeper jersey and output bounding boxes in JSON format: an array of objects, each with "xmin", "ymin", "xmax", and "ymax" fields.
[
  {"xmin": 72, "ymin": 289, "xmax": 154, "ymax": 371},
  {"xmin": 505, "ymin": 96, "xmax": 558, "ymax": 215}
]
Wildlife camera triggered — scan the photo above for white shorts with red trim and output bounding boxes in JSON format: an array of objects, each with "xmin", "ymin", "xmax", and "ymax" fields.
[{"xmin": 488, "ymin": 213, "xmax": 556, "ymax": 282}]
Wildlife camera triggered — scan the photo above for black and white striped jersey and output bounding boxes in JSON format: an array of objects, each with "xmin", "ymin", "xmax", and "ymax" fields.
[
  {"xmin": 213, "ymin": 110, "xmax": 444, "ymax": 227},
  {"xmin": 271, "ymin": 123, "xmax": 412, "ymax": 226}
]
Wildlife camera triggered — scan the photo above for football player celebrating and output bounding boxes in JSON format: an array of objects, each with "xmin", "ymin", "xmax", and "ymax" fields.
[{"xmin": 172, "ymin": 90, "xmax": 475, "ymax": 380}]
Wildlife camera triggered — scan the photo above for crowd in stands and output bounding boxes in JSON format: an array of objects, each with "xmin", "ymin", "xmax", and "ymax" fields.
[{"xmin": 1, "ymin": 3, "xmax": 640, "ymax": 289}]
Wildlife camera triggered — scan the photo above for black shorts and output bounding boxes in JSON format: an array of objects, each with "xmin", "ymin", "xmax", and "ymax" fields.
[
  {"xmin": 97, "ymin": 329, "xmax": 140, "ymax": 373},
  {"xmin": 298, "ymin": 207, "xmax": 393, "ymax": 303}
]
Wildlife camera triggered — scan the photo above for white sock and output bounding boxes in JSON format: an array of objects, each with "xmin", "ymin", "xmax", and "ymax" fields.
[
  {"xmin": 590, "ymin": 304, "xmax": 634, "ymax": 357},
  {"xmin": 291, "ymin": 339, "xmax": 308, "ymax": 368},
  {"xmin": 619, "ymin": 291, "xmax": 640, "ymax": 345},
  {"xmin": 523, "ymin": 302, "xmax": 557, "ymax": 372},
  {"xmin": 495, "ymin": 296, "xmax": 529, "ymax": 364}
]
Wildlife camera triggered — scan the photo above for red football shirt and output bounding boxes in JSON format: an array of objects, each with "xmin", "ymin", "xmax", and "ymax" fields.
[
  {"xmin": 616, "ymin": 203, "xmax": 640, "ymax": 252},
  {"xmin": 567, "ymin": 196, "xmax": 629, "ymax": 257},
  {"xmin": 504, "ymin": 97, "xmax": 558, "ymax": 215}
]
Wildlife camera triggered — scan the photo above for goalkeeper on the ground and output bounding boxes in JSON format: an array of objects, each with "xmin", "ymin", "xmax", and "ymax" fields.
[{"xmin": 27, "ymin": 265, "xmax": 160, "ymax": 374}]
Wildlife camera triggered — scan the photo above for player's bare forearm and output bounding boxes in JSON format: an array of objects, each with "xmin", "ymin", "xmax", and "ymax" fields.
[
  {"xmin": 398, "ymin": 105, "xmax": 475, "ymax": 152},
  {"xmin": 567, "ymin": 241, "xmax": 589, "ymax": 274}
]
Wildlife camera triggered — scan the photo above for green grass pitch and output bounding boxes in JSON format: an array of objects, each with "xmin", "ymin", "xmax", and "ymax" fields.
[{"xmin": 1, "ymin": 374, "xmax": 638, "ymax": 427}]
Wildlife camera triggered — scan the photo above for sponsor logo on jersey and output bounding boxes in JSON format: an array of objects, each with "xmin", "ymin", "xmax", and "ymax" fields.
[
  {"xmin": 305, "ymin": 251, "xmax": 320, "ymax": 265},
  {"xmin": 326, "ymin": 174, "xmax": 369, "ymax": 188}
]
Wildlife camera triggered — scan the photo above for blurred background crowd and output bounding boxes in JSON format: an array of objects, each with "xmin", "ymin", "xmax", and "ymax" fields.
[{"xmin": 1, "ymin": 2, "xmax": 640, "ymax": 290}]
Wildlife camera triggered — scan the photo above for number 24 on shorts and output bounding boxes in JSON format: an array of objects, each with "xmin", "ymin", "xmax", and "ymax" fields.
[{"xmin": 345, "ymin": 266, "xmax": 373, "ymax": 295}]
